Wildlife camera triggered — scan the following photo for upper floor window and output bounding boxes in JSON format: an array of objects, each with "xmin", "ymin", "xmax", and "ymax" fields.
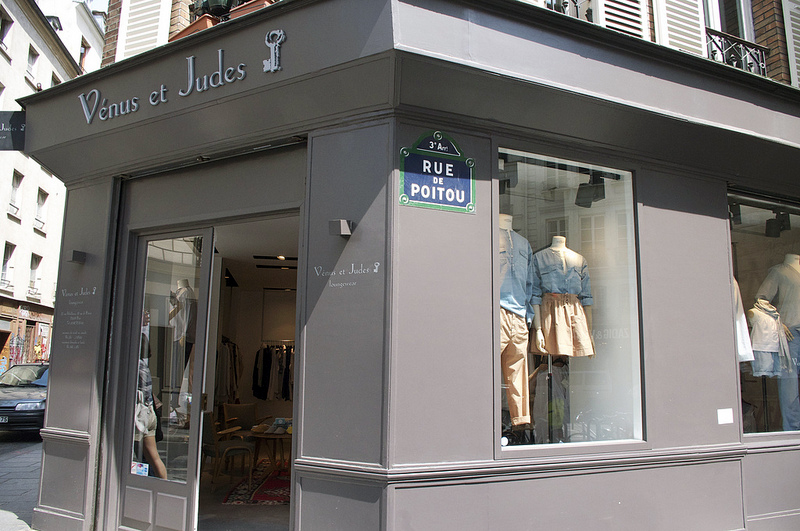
[
  {"xmin": 1, "ymin": 243, "xmax": 15, "ymax": 288},
  {"xmin": 79, "ymin": 39, "xmax": 90, "ymax": 72},
  {"xmin": 0, "ymin": 9, "xmax": 12, "ymax": 51},
  {"xmin": 8, "ymin": 171, "xmax": 23, "ymax": 218},
  {"xmin": 497, "ymin": 148, "xmax": 642, "ymax": 447},
  {"xmin": 27, "ymin": 46, "xmax": 39, "ymax": 78},
  {"xmin": 35, "ymin": 189, "xmax": 48, "ymax": 232},
  {"xmin": 28, "ymin": 254, "xmax": 42, "ymax": 297}
]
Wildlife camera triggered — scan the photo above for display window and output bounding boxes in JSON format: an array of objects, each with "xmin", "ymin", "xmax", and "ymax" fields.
[
  {"xmin": 729, "ymin": 191, "xmax": 800, "ymax": 434},
  {"xmin": 130, "ymin": 236, "xmax": 205, "ymax": 481},
  {"xmin": 497, "ymin": 147, "xmax": 642, "ymax": 446}
]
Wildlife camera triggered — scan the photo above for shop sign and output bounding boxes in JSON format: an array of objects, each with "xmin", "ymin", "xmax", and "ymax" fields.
[
  {"xmin": 399, "ymin": 131, "xmax": 475, "ymax": 214},
  {"xmin": 77, "ymin": 29, "xmax": 286, "ymax": 125},
  {"xmin": 0, "ymin": 111, "xmax": 25, "ymax": 151}
]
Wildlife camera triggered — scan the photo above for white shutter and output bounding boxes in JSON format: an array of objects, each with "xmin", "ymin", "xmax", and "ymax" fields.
[
  {"xmin": 597, "ymin": 0, "xmax": 649, "ymax": 40},
  {"xmin": 654, "ymin": 0, "xmax": 707, "ymax": 57},
  {"xmin": 116, "ymin": 0, "xmax": 172, "ymax": 61},
  {"xmin": 784, "ymin": 0, "xmax": 800, "ymax": 87}
]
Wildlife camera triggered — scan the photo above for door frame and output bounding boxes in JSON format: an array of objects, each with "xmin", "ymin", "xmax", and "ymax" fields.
[{"xmin": 101, "ymin": 226, "xmax": 215, "ymax": 531}]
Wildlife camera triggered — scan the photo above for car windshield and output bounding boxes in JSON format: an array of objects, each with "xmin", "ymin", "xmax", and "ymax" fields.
[{"xmin": 0, "ymin": 365, "xmax": 49, "ymax": 387}]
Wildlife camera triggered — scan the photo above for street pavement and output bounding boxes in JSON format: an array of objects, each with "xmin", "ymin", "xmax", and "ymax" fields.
[{"xmin": 0, "ymin": 431, "xmax": 42, "ymax": 531}]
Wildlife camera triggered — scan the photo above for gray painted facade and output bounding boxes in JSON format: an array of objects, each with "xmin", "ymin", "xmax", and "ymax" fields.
[{"xmin": 17, "ymin": 0, "xmax": 800, "ymax": 529}]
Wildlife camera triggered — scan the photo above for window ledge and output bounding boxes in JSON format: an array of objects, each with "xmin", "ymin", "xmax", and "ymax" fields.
[
  {"xmin": 0, "ymin": 43, "xmax": 9, "ymax": 63},
  {"xmin": 24, "ymin": 74, "xmax": 40, "ymax": 92}
]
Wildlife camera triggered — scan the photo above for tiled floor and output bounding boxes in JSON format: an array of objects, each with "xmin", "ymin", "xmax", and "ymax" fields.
[
  {"xmin": 0, "ymin": 431, "xmax": 42, "ymax": 531},
  {"xmin": 197, "ymin": 466, "xmax": 290, "ymax": 531}
]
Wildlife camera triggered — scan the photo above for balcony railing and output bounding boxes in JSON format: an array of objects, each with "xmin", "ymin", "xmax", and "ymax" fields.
[
  {"xmin": 706, "ymin": 28, "xmax": 768, "ymax": 77},
  {"xmin": 27, "ymin": 280, "xmax": 40, "ymax": 298},
  {"xmin": 545, "ymin": 0, "xmax": 593, "ymax": 22}
]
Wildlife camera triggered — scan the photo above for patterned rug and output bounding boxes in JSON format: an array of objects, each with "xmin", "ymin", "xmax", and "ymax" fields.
[{"xmin": 223, "ymin": 460, "xmax": 291, "ymax": 505}]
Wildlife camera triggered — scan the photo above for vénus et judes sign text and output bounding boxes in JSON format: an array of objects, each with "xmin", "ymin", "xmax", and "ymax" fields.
[
  {"xmin": 399, "ymin": 131, "xmax": 475, "ymax": 214},
  {"xmin": 77, "ymin": 29, "xmax": 286, "ymax": 125}
]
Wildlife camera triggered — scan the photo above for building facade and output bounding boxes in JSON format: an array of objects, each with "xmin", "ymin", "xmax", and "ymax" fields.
[
  {"xmin": 17, "ymin": 0, "xmax": 800, "ymax": 529},
  {"xmin": 0, "ymin": 0, "xmax": 102, "ymax": 373}
]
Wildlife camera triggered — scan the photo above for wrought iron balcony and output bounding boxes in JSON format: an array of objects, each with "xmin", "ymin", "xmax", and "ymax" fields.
[
  {"xmin": 545, "ymin": 0, "xmax": 593, "ymax": 22},
  {"xmin": 706, "ymin": 28, "xmax": 768, "ymax": 76}
]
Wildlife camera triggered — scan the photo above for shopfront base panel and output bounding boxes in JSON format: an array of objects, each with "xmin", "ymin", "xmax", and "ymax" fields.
[{"xmin": 390, "ymin": 460, "xmax": 744, "ymax": 531}]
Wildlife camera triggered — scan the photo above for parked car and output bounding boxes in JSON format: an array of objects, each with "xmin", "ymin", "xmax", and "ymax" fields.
[{"xmin": 0, "ymin": 363, "xmax": 48, "ymax": 431}]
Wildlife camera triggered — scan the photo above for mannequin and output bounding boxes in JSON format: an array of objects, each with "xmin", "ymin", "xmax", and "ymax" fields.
[
  {"xmin": 755, "ymin": 255, "xmax": 800, "ymax": 431},
  {"xmin": 531, "ymin": 236, "xmax": 594, "ymax": 357},
  {"xmin": 498, "ymin": 213, "xmax": 533, "ymax": 428},
  {"xmin": 169, "ymin": 279, "xmax": 197, "ymax": 425},
  {"xmin": 785, "ymin": 253, "xmax": 800, "ymax": 273},
  {"xmin": 169, "ymin": 279, "xmax": 197, "ymax": 364}
]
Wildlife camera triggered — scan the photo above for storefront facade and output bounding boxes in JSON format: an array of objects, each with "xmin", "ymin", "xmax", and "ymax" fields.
[{"xmin": 18, "ymin": 0, "xmax": 800, "ymax": 529}]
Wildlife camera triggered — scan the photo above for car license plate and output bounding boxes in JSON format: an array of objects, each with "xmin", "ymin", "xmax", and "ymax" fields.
[{"xmin": 0, "ymin": 416, "xmax": 7, "ymax": 423}]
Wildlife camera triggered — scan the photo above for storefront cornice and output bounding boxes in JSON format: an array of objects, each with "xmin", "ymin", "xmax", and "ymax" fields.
[{"xmin": 293, "ymin": 443, "xmax": 748, "ymax": 484}]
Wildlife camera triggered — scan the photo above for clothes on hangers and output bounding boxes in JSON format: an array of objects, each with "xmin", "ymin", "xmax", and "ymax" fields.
[
  {"xmin": 253, "ymin": 345, "xmax": 272, "ymax": 400},
  {"xmin": 253, "ymin": 343, "xmax": 294, "ymax": 401},
  {"xmin": 215, "ymin": 338, "xmax": 242, "ymax": 404}
]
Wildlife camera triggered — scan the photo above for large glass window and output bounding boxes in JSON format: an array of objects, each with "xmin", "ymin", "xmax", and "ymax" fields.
[
  {"xmin": 498, "ymin": 148, "xmax": 641, "ymax": 446},
  {"xmin": 130, "ymin": 236, "xmax": 203, "ymax": 481},
  {"xmin": 729, "ymin": 192, "xmax": 800, "ymax": 433}
]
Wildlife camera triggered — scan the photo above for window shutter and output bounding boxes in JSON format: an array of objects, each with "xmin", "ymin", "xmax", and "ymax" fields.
[
  {"xmin": 596, "ymin": 0, "xmax": 649, "ymax": 39},
  {"xmin": 654, "ymin": 0, "xmax": 707, "ymax": 57},
  {"xmin": 116, "ymin": 0, "xmax": 170, "ymax": 61},
  {"xmin": 784, "ymin": 0, "xmax": 800, "ymax": 87}
]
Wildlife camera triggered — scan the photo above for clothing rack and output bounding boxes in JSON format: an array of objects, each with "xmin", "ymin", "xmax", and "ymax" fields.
[{"xmin": 261, "ymin": 339, "xmax": 295, "ymax": 347}]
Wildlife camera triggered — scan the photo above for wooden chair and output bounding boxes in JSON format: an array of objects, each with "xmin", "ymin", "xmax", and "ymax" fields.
[
  {"xmin": 223, "ymin": 402, "xmax": 271, "ymax": 440},
  {"xmin": 201, "ymin": 411, "xmax": 254, "ymax": 490}
]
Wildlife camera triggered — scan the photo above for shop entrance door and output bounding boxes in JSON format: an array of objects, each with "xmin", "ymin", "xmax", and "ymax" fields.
[{"xmin": 116, "ymin": 229, "xmax": 215, "ymax": 531}]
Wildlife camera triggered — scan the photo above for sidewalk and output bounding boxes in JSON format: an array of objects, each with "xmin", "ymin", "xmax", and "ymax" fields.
[{"xmin": 0, "ymin": 433, "xmax": 42, "ymax": 531}]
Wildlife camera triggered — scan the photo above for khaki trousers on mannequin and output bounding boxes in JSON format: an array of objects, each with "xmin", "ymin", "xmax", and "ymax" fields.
[{"xmin": 500, "ymin": 308, "xmax": 531, "ymax": 426}]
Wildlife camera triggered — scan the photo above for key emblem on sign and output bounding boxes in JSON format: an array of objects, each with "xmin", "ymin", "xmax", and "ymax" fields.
[{"xmin": 263, "ymin": 30, "xmax": 286, "ymax": 73}]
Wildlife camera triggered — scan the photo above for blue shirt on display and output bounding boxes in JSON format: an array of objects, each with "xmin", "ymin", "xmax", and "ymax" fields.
[
  {"xmin": 499, "ymin": 228, "xmax": 535, "ymax": 325},
  {"xmin": 531, "ymin": 247, "xmax": 593, "ymax": 306}
]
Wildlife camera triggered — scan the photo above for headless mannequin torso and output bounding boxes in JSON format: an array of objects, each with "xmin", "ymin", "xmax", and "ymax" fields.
[
  {"xmin": 785, "ymin": 253, "xmax": 800, "ymax": 274},
  {"xmin": 532, "ymin": 236, "xmax": 593, "ymax": 353}
]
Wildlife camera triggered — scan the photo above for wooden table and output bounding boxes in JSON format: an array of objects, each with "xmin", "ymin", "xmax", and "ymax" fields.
[{"xmin": 251, "ymin": 433, "xmax": 292, "ymax": 474}]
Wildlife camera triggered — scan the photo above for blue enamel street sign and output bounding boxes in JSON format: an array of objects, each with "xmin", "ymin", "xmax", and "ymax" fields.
[{"xmin": 400, "ymin": 131, "xmax": 475, "ymax": 214}]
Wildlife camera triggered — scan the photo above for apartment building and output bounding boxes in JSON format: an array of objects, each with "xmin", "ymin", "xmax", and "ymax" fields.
[{"xmin": 0, "ymin": 0, "xmax": 103, "ymax": 372}]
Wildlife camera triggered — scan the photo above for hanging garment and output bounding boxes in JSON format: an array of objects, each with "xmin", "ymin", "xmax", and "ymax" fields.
[
  {"xmin": 749, "ymin": 300, "xmax": 793, "ymax": 377},
  {"xmin": 538, "ymin": 293, "xmax": 594, "ymax": 357},
  {"xmin": 252, "ymin": 346, "xmax": 272, "ymax": 400},
  {"xmin": 733, "ymin": 279, "xmax": 754, "ymax": 363}
]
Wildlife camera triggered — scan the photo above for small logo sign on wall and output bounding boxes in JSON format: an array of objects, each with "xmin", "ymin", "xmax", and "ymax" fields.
[
  {"xmin": 0, "ymin": 111, "xmax": 25, "ymax": 151},
  {"xmin": 400, "ymin": 131, "xmax": 475, "ymax": 213}
]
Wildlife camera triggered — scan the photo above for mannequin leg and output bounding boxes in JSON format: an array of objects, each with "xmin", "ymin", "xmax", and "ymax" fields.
[{"xmin": 500, "ymin": 309, "xmax": 530, "ymax": 426}]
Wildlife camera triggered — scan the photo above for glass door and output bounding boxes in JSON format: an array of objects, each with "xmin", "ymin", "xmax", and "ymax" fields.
[{"xmin": 118, "ymin": 229, "xmax": 213, "ymax": 531}]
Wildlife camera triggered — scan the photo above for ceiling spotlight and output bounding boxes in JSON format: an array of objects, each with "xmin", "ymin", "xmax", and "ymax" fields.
[
  {"xmin": 766, "ymin": 217, "xmax": 781, "ymax": 238},
  {"xmin": 277, "ymin": 255, "xmax": 286, "ymax": 261}
]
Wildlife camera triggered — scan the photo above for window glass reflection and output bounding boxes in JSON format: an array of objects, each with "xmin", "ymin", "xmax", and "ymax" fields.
[
  {"xmin": 498, "ymin": 149, "xmax": 641, "ymax": 446},
  {"xmin": 730, "ymin": 195, "xmax": 800, "ymax": 433},
  {"xmin": 131, "ymin": 236, "xmax": 203, "ymax": 481}
]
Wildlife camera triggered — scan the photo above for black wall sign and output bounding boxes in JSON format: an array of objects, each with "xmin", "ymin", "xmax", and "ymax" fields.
[{"xmin": 0, "ymin": 111, "xmax": 25, "ymax": 151}]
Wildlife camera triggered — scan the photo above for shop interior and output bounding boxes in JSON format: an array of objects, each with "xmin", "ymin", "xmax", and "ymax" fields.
[
  {"xmin": 730, "ymin": 194, "xmax": 800, "ymax": 434},
  {"xmin": 196, "ymin": 215, "xmax": 299, "ymax": 530}
]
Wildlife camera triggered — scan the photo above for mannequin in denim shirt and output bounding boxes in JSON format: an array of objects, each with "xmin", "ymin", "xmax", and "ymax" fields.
[
  {"xmin": 498, "ymin": 214, "xmax": 533, "ymax": 427},
  {"xmin": 756, "ymin": 254, "xmax": 800, "ymax": 431},
  {"xmin": 531, "ymin": 236, "xmax": 594, "ymax": 356}
]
